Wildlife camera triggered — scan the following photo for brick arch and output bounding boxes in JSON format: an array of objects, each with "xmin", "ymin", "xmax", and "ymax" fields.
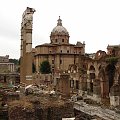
[
  {"xmin": 87, "ymin": 64, "xmax": 96, "ymax": 94},
  {"xmin": 88, "ymin": 64, "xmax": 96, "ymax": 79},
  {"xmin": 98, "ymin": 63, "xmax": 116, "ymax": 98},
  {"xmin": 89, "ymin": 66, "xmax": 95, "ymax": 80},
  {"xmin": 95, "ymin": 50, "xmax": 106, "ymax": 59},
  {"xmin": 89, "ymin": 65, "xmax": 95, "ymax": 71}
]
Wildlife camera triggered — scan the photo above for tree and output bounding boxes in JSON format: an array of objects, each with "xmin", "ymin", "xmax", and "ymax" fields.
[
  {"xmin": 9, "ymin": 59, "xmax": 19, "ymax": 65},
  {"xmin": 40, "ymin": 61, "xmax": 51, "ymax": 74},
  {"xmin": 106, "ymin": 57, "xmax": 118, "ymax": 65}
]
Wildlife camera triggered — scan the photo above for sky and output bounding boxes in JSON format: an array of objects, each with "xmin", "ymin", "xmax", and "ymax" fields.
[{"xmin": 0, "ymin": 0, "xmax": 120, "ymax": 59}]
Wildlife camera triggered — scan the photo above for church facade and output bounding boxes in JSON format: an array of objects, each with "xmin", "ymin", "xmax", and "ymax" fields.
[{"xmin": 34, "ymin": 16, "xmax": 85, "ymax": 73}]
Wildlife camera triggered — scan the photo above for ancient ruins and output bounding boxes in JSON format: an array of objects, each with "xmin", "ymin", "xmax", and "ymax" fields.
[
  {"xmin": 20, "ymin": 7, "xmax": 120, "ymax": 108},
  {"xmin": 1, "ymin": 7, "xmax": 120, "ymax": 120}
]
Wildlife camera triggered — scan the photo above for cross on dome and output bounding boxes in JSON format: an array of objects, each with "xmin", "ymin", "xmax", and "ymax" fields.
[
  {"xmin": 51, "ymin": 16, "xmax": 69, "ymax": 35},
  {"xmin": 57, "ymin": 16, "xmax": 62, "ymax": 26}
]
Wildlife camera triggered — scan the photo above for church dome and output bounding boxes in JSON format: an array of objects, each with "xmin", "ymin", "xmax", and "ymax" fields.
[
  {"xmin": 51, "ymin": 16, "xmax": 69, "ymax": 35},
  {"xmin": 50, "ymin": 16, "xmax": 69, "ymax": 44}
]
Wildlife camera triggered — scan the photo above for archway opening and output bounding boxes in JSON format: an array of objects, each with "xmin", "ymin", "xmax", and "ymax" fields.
[
  {"xmin": 76, "ymin": 80, "xmax": 79, "ymax": 89},
  {"xmin": 105, "ymin": 64, "xmax": 115, "ymax": 92},
  {"xmin": 89, "ymin": 65, "xmax": 95, "ymax": 93}
]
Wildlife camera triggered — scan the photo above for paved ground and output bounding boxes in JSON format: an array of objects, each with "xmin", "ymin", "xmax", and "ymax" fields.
[{"xmin": 74, "ymin": 100, "xmax": 120, "ymax": 120}]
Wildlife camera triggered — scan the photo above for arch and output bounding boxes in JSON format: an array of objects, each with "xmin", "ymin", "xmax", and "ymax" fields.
[
  {"xmin": 82, "ymin": 64, "xmax": 87, "ymax": 74},
  {"xmin": 89, "ymin": 65, "xmax": 95, "ymax": 80},
  {"xmin": 83, "ymin": 64, "xmax": 87, "ymax": 70},
  {"xmin": 89, "ymin": 65, "xmax": 95, "ymax": 71},
  {"xmin": 98, "ymin": 65, "xmax": 101, "ymax": 70},
  {"xmin": 88, "ymin": 65, "xmax": 96, "ymax": 94},
  {"xmin": 105, "ymin": 64, "xmax": 115, "ymax": 91},
  {"xmin": 95, "ymin": 50, "xmax": 106, "ymax": 59}
]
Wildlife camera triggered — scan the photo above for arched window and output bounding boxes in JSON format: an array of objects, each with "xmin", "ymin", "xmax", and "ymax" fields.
[{"xmin": 89, "ymin": 65, "xmax": 95, "ymax": 71}]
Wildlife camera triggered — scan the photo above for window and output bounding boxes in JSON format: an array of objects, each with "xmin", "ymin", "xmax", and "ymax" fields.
[
  {"xmin": 62, "ymin": 39, "xmax": 64, "ymax": 42},
  {"xmin": 52, "ymin": 60, "xmax": 54, "ymax": 64},
  {"xmin": 76, "ymin": 80, "xmax": 79, "ymax": 89},
  {"xmin": 67, "ymin": 50, "xmax": 69, "ymax": 53},
  {"xmin": 70, "ymin": 80, "xmax": 74, "ymax": 88},
  {"xmin": 61, "ymin": 50, "xmax": 62, "ymax": 53},
  {"xmin": 60, "ymin": 59, "xmax": 62, "ymax": 64},
  {"xmin": 55, "ymin": 39, "xmax": 57, "ymax": 42}
]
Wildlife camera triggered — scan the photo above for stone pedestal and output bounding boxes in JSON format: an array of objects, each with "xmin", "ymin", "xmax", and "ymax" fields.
[
  {"xmin": 110, "ymin": 84, "xmax": 120, "ymax": 107},
  {"xmin": 93, "ymin": 79, "xmax": 101, "ymax": 103},
  {"xmin": 110, "ymin": 96, "xmax": 119, "ymax": 107},
  {"xmin": 57, "ymin": 73, "xmax": 70, "ymax": 97},
  {"xmin": 79, "ymin": 75, "xmax": 87, "ymax": 91},
  {"xmin": 92, "ymin": 94, "xmax": 101, "ymax": 103}
]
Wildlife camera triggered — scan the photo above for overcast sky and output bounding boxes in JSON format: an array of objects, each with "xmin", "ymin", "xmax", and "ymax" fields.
[{"xmin": 0, "ymin": 0, "xmax": 120, "ymax": 59}]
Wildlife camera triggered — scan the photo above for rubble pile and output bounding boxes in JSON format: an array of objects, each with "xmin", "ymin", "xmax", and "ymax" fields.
[
  {"xmin": 8, "ymin": 87, "xmax": 74, "ymax": 120},
  {"xmin": 8, "ymin": 99, "xmax": 34, "ymax": 120},
  {"xmin": 0, "ymin": 83, "xmax": 74, "ymax": 120}
]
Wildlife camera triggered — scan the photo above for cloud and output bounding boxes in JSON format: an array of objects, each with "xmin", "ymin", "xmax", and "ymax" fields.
[{"xmin": 0, "ymin": 0, "xmax": 120, "ymax": 58}]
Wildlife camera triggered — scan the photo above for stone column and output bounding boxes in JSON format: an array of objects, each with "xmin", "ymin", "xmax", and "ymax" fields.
[
  {"xmin": 79, "ymin": 74, "xmax": 87, "ymax": 96},
  {"xmin": 20, "ymin": 7, "xmax": 35, "ymax": 84},
  {"xmin": 87, "ymin": 70, "xmax": 91, "ymax": 94},
  {"xmin": 93, "ymin": 79, "xmax": 101, "ymax": 103},
  {"xmin": 25, "ymin": 28, "xmax": 33, "ymax": 83},
  {"xmin": 12, "ymin": 64, "xmax": 15, "ymax": 72},
  {"xmin": 10, "ymin": 64, "xmax": 12, "ymax": 72}
]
